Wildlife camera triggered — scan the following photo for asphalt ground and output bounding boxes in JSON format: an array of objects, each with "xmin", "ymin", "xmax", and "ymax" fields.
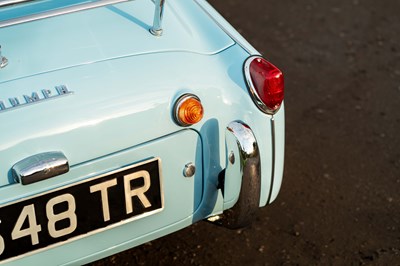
[{"xmin": 91, "ymin": 0, "xmax": 400, "ymax": 265}]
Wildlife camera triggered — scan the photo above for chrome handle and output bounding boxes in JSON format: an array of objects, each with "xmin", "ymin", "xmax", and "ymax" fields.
[{"xmin": 12, "ymin": 152, "xmax": 69, "ymax": 185}]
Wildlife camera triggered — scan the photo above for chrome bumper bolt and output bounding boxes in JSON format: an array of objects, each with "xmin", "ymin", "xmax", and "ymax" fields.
[
  {"xmin": 229, "ymin": 151, "xmax": 235, "ymax": 165},
  {"xmin": 183, "ymin": 163, "xmax": 196, "ymax": 178}
]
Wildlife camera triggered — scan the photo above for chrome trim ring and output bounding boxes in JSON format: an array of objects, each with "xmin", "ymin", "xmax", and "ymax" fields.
[{"xmin": 244, "ymin": 55, "xmax": 281, "ymax": 115}]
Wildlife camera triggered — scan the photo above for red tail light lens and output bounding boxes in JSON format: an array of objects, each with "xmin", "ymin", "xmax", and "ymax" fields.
[{"xmin": 245, "ymin": 56, "xmax": 284, "ymax": 114}]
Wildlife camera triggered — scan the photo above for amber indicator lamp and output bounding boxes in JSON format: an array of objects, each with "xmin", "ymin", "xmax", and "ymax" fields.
[{"xmin": 174, "ymin": 94, "xmax": 204, "ymax": 126}]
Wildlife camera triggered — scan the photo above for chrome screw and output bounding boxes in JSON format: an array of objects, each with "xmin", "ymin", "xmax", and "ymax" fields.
[
  {"xmin": 183, "ymin": 163, "xmax": 196, "ymax": 178},
  {"xmin": 229, "ymin": 151, "xmax": 235, "ymax": 165}
]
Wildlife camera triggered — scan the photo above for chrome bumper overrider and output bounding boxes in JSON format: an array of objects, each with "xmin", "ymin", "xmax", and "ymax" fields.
[{"xmin": 214, "ymin": 121, "xmax": 261, "ymax": 229}]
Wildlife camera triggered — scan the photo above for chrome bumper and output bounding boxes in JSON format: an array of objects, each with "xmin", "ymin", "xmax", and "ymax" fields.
[{"xmin": 215, "ymin": 121, "xmax": 261, "ymax": 229}]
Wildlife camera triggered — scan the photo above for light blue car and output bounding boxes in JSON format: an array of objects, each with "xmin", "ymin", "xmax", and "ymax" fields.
[{"xmin": 0, "ymin": 0, "xmax": 285, "ymax": 264}]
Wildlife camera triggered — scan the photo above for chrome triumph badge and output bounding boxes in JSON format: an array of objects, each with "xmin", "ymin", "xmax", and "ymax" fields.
[
  {"xmin": 0, "ymin": 85, "xmax": 73, "ymax": 112},
  {"xmin": 0, "ymin": 45, "xmax": 8, "ymax": 69}
]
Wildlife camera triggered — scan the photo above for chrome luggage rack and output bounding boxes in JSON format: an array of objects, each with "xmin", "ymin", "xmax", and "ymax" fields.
[{"xmin": 0, "ymin": 0, "xmax": 165, "ymax": 36}]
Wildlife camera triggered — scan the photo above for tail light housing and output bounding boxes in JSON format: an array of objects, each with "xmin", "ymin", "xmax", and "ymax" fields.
[{"xmin": 244, "ymin": 56, "xmax": 284, "ymax": 114}]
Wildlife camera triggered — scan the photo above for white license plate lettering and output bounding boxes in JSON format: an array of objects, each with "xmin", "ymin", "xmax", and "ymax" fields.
[
  {"xmin": 90, "ymin": 178, "xmax": 118, "ymax": 222},
  {"xmin": 124, "ymin": 170, "xmax": 152, "ymax": 214},
  {"xmin": 46, "ymin": 194, "xmax": 77, "ymax": 238},
  {"xmin": 0, "ymin": 235, "xmax": 4, "ymax": 256},
  {"xmin": 11, "ymin": 204, "xmax": 42, "ymax": 246}
]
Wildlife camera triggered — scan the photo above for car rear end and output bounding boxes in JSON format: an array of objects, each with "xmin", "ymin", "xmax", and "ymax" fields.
[{"xmin": 0, "ymin": 0, "xmax": 284, "ymax": 264}]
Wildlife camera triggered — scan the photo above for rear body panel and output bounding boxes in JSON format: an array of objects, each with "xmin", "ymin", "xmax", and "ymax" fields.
[
  {"xmin": 2, "ymin": 129, "xmax": 203, "ymax": 265},
  {"xmin": 0, "ymin": 0, "xmax": 285, "ymax": 264}
]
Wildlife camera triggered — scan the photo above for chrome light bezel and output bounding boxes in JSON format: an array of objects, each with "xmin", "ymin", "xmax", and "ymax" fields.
[{"xmin": 244, "ymin": 55, "xmax": 282, "ymax": 115}]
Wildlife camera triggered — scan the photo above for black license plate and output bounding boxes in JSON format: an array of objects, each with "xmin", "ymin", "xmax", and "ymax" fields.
[{"xmin": 0, "ymin": 158, "xmax": 163, "ymax": 262}]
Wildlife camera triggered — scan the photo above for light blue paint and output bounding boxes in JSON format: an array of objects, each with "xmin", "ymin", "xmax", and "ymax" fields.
[
  {"xmin": 0, "ymin": 0, "xmax": 285, "ymax": 264},
  {"xmin": 0, "ymin": 0, "xmax": 234, "ymax": 83},
  {"xmin": 269, "ymin": 103, "xmax": 285, "ymax": 204}
]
